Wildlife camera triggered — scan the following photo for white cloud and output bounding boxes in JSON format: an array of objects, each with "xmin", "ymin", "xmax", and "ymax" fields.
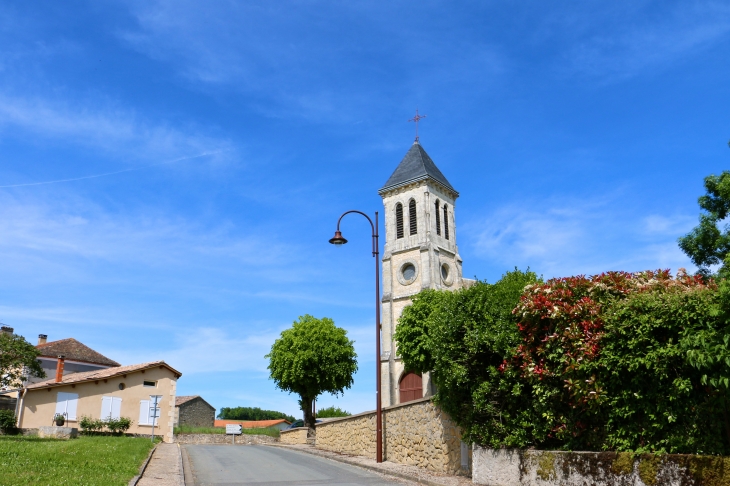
[
  {"xmin": 0, "ymin": 94, "xmax": 234, "ymax": 168},
  {"xmin": 465, "ymin": 197, "xmax": 697, "ymax": 278},
  {"xmin": 560, "ymin": 2, "xmax": 730, "ymax": 81}
]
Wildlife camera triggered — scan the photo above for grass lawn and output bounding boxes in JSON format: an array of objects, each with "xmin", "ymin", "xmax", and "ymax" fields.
[
  {"xmin": 0, "ymin": 436, "xmax": 155, "ymax": 486},
  {"xmin": 174, "ymin": 425, "xmax": 280, "ymax": 437}
]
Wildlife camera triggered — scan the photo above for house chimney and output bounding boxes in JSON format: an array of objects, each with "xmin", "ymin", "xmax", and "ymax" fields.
[
  {"xmin": 0, "ymin": 325, "xmax": 14, "ymax": 335},
  {"xmin": 38, "ymin": 334, "xmax": 48, "ymax": 345},
  {"xmin": 55, "ymin": 355, "xmax": 66, "ymax": 383}
]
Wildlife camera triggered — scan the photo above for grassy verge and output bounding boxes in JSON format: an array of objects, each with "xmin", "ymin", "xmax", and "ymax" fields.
[
  {"xmin": 173, "ymin": 425, "xmax": 280, "ymax": 437},
  {"xmin": 0, "ymin": 435, "xmax": 155, "ymax": 486}
]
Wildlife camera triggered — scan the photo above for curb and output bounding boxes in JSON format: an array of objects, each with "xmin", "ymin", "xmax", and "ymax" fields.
[
  {"xmin": 180, "ymin": 444, "xmax": 196, "ymax": 486},
  {"xmin": 264, "ymin": 443, "xmax": 448, "ymax": 486},
  {"xmin": 128, "ymin": 444, "xmax": 157, "ymax": 486}
]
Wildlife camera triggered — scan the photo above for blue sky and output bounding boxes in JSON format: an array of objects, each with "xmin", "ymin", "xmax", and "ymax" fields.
[{"xmin": 1, "ymin": 1, "xmax": 728, "ymax": 418}]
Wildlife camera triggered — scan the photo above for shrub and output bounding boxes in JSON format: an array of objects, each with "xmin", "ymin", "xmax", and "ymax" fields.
[
  {"xmin": 0, "ymin": 410, "xmax": 17, "ymax": 433},
  {"xmin": 316, "ymin": 406, "xmax": 350, "ymax": 418},
  {"xmin": 106, "ymin": 417, "xmax": 133, "ymax": 434},
  {"xmin": 79, "ymin": 415, "xmax": 104, "ymax": 435}
]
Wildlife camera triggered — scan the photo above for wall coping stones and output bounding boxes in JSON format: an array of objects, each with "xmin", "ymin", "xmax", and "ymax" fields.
[{"xmin": 315, "ymin": 397, "xmax": 434, "ymax": 426}]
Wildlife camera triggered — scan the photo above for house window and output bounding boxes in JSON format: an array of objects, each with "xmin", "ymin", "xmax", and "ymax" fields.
[
  {"xmin": 395, "ymin": 203, "xmax": 404, "ymax": 239},
  {"xmin": 55, "ymin": 392, "xmax": 78, "ymax": 421},
  {"xmin": 139, "ymin": 398, "xmax": 162, "ymax": 426},
  {"xmin": 143, "ymin": 381, "xmax": 157, "ymax": 387},
  {"xmin": 101, "ymin": 396, "xmax": 122, "ymax": 421},
  {"xmin": 434, "ymin": 200, "xmax": 441, "ymax": 236},
  {"xmin": 408, "ymin": 200, "xmax": 417, "ymax": 236},
  {"xmin": 443, "ymin": 204, "xmax": 449, "ymax": 240}
]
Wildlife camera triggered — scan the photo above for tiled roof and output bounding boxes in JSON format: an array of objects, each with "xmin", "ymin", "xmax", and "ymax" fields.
[
  {"xmin": 25, "ymin": 360, "xmax": 182, "ymax": 389},
  {"xmin": 175, "ymin": 395, "xmax": 214, "ymax": 410},
  {"xmin": 214, "ymin": 419, "xmax": 290, "ymax": 428},
  {"xmin": 36, "ymin": 338, "xmax": 121, "ymax": 367},
  {"xmin": 379, "ymin": 142, "xmax": 457, "ymax": 195},
  {"xmin": 175, "ymin": 395, "xmax": 199, "ymax": 406}
]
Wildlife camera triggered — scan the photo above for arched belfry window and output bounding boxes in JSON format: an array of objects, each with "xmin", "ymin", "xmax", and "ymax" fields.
[
  {"xmin": 443, "ymin": 204, "xmax": 449, "ymax": 240},
  {"xmin": 434, "ymin": 200, "xmax": 441, "ymax": 236},
  {"xmin": 408, "ymin": 200, "xmax": 417, "ymax": 236},
  {"xmin": 395, "ymin": 203, "xmax": 404, "ymax": 239}
]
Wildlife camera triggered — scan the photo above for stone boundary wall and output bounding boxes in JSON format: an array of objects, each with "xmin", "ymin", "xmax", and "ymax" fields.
[
  {"xmin": 280, "ymin": 427, "xmax": 308, "ymax": 445},
  {"xmin": 315, "ymin": 397, "xmax": 463, "ymax": 474},
  {"xmin": 472, "ymin": 447, "xmax": 730, "ymax": 486},
  {"xmin": 174, "ymin": 433, "xmax": 277, "ymax": 445}
]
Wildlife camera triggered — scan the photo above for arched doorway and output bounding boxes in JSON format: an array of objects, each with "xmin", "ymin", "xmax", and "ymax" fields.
[{"xmin": 399, "ymin": 372, "xmax": 423, "ymax": 403}]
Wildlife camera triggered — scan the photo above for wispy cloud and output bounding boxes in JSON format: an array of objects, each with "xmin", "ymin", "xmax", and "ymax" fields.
[
  {"xmin": 558, "ymin": 2, "xmax": 730, "ymax": 81},
  {"xmin": 464, "ymin": 197, "xmax": 697, "ymax": 278},
  {"xmin": 0, "ymin": 94, "xmax": 234, "ymax": 168}
]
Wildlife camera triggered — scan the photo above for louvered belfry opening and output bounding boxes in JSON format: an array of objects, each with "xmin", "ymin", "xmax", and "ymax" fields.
[
  {"xmin": 443, "ymin": 204, "xmax": 449, "ymax": 240},
  {"xmin": 396, "ymin": 203, "xmax": 404, "ymax": 239},
  {"xmin": 434, "ymin": 200, "xmax": 441, "ymax": 236},
  {"xmin": 399, "ymin": 372, "xmax": 423, "ymax": 403},
  {"xmin": 408, "ymin": 200, "xmax": 417, "ymax": 236}
]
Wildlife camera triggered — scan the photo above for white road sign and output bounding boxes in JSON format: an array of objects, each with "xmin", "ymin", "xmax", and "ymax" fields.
[{"xmin": 226, "ymin": 424, "xmax": 243, "ymax": 435}]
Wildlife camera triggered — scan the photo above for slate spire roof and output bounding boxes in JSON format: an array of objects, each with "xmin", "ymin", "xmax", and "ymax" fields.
[{"xmin": 379, "ymin": 141, "xmax": 457, "ymax": 195}]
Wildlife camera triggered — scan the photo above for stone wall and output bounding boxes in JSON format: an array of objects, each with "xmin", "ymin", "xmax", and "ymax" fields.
[
  {"xmin": 315, "ymin": 397, "xmax": 463, "ymax": 474},
  {"xmin": 472, "ymin": 447, "xmax": 730, "ymax": 486},
  {"xmin": 176, "ymin": 397, "xmax": 215, "ymax": 428},
  {"xmin": 280, "ymin": 427, "xmax": 308, "ymax": 445},
  {"xmin": 174, "ymin": 433, "xmax": 277, "ymax": 445}
]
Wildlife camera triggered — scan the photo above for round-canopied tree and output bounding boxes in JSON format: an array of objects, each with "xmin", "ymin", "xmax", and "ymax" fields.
[{"xmin": 266, "ymin": 315, "xmax": 357, "ymax": 432}]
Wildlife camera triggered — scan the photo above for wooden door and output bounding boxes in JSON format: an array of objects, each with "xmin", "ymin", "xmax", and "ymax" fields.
[{"xmin": 399, "ymin": 372, "xmax": 423, "ymax": 403}]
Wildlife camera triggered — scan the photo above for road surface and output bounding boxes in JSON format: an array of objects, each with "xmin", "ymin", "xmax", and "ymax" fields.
[{"xmin": 183, "ymin": 444, "xmax": 408, "ymax": 486}]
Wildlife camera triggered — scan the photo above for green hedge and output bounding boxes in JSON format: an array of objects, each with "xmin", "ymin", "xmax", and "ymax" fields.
[{"xmin": 395, "ymin": 269, "xmax": 730, "ymax": 454}]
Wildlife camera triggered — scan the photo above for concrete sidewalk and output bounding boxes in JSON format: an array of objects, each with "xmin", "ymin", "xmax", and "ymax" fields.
[{"xmin": 137, "ymin": 443, "xmax": 184, "ymax": 486}]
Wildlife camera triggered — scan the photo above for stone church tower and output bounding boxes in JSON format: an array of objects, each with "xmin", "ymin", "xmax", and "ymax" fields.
[{"xmin": 379, "ymin": 141, "xmax": 471, "ymax": 407}]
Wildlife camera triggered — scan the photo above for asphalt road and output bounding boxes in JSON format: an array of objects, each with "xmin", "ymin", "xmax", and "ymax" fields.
[{"xmin": 183, "ymin": 445, "xmax": 407, "ymax": 486}]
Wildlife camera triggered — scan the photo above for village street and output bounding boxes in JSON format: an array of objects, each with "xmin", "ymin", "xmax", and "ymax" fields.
[{"xmin": 182, "ymin": 445, "xmax": 410, "ymax": 486}]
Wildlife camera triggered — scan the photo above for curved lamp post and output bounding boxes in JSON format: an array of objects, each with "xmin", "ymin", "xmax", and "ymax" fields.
[{"xmin": 329, "ymin": 210, "xmax": 382, "ymax": 463}]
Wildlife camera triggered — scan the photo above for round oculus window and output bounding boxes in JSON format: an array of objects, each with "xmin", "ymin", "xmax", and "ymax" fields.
[
  {"xmin": 402, "ymin": 263, "xmax": 416, "ymax": 281},
  {"xmin": 118, "ymin": 383, "xmax": 126, "ymax": 390},
  {"xmin": 441, "ymin": 264, "xmax": 449, "ymax": 280}
]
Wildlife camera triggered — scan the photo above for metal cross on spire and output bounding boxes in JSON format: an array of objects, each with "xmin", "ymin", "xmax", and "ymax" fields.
[{"xmin": 408, "ymin": 109, "xmax": 427, "ymax": 143}]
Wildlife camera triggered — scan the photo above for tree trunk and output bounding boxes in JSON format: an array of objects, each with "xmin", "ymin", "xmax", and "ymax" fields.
[{"xmin": 301, "ymin": 395, "xmax": 316, "ymax": 438}]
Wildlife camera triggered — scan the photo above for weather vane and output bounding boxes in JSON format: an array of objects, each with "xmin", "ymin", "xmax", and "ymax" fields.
[{"xmin": 408, "ymin": 109, "xmax": 427, "ymax": 142}]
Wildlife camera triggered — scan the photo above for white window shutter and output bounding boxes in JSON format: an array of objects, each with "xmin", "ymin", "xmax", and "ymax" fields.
[
  {"xmin": 101, "ymin": 396, "xmax": 112, "ymax": 421},
  {"xmin": 55, "ymin": 394, "xmax": 67, "ymax": 417},
  {"xmin": 139, "ymin": 400, "xmax": 150, "ymax": 425},
  {"xmin": 66, "ymin": 394, "xmax": 78, "ymax": 421},
  {"xmin": 111, "ymin": 397, "xmax": 122, "ymax": 420}
]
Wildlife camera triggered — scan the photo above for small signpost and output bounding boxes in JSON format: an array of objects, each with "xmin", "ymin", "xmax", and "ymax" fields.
[
  {"xmin": 149, "ymin": 395, "xmax": 162, "ymax": 442},
  {"xmin": 226, "ymin": 424, "xmax": 242, "ymax": 444}
]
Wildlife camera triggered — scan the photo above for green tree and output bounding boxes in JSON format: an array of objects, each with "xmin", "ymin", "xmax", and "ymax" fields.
[
  {"xmin": 217, "ymin": 406, "xmax": 295, "ymax": 423},
  {"xmin": 316, "ymin": 405, "xmax": 350, "ymax": 418},
  {"xmin": 266, "ymin": 315, "xmax": 357, "ymax": 431},
  {"xmin": 394, "ymin": 269, "xmax": 540, "ymax": 446},
  {"xmin": 0, "ymin": 331, "xmax": 45, "ymax": 389},
  {"xmin": 679, "ymin": 171, "xmax": 730, "ymax": 277}
]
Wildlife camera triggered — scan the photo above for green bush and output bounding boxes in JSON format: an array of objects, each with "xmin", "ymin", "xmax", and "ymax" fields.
[
  {"xmin": 0, "ymin": 410, "xmax": 17, "ymax": 433},
  {"xmin": 316, "ymin": 406, "xmax": 350, "ymax": 418},
  {"xmin": 395, "ymin": 268, "xmax": 730, "ymax": 454},
  {"xmin": 218, "ymin": 406, "xmax": 295, "ymax": 423},
  {"xmin": 79, "ymin": 415, "xmax": 104, "ymax": 434},
  {"xmin": 106, "ymin": 417, "xmax": 133, "ymax": 434}
]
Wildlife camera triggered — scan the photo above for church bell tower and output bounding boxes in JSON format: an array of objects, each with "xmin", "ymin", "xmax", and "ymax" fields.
[{"xmin": 379, "ymin": 140, "xmax": 467, "ymax": 407}]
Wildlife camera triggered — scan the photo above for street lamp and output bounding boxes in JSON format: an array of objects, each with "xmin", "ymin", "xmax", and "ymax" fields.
[{"xmin": 329, "ymin": 210, "xmax": 382, "ymax": 463}]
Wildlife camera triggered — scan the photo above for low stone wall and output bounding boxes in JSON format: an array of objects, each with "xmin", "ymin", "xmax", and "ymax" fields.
[
  {"xmin": 315, "ymin": 397, "xmax": 463, "ymax": 474},
  {"xmin": 280, "ymin": 427, "xmax": 308, "ymax": 445},
  {"xmin": 174, "ymin": 433, "xmax": 277, "ymax": 445},
  {"xmin": 38, "ymin": 426, "xmax": 77, "ymax": 439},
  {"xmin": 472, "ymin": 447, "xmax": 730, "ymax": 486}
]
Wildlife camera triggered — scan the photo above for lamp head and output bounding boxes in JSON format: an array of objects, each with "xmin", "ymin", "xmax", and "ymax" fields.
[{"xmin": 329, "ymin": 231, "xmax": 348, "ymax": 246}]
